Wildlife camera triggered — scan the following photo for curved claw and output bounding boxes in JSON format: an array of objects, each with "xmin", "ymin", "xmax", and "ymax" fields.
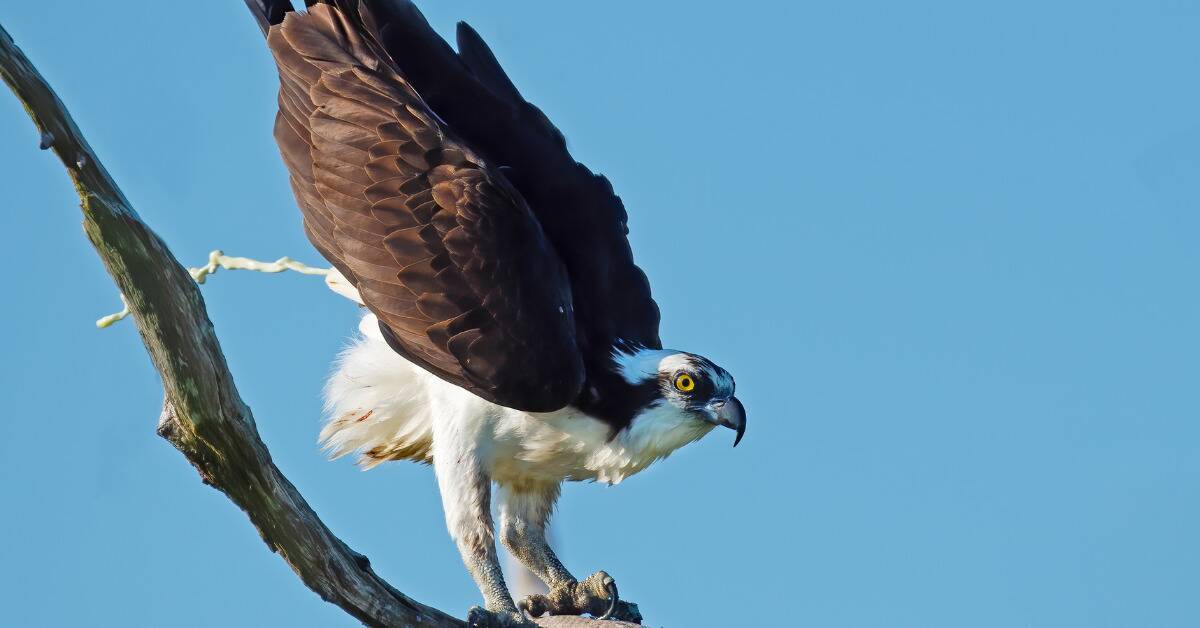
[
  {"xmin": 596, "ymin": 575, "xmax": 619, "ymax": 620},
  {"xmin": 467, "ymin": 606, "xmax": 537, "ymax": 628}
]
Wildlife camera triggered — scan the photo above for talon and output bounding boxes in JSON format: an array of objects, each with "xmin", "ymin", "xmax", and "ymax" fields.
[
  {"xmin": 517, "ymin": 593, "xmax": 551, "ymax": 618},
  {"xmin": 466, "ymin": 606, "xmax": 537, "ymax": 627},
  {"xmin": 467, "ymin": 606, "xmax": 489, "ymax": 627},
  {"xmin": 597, "ymin": 575, "xmax": 619, "ymax": 620}
]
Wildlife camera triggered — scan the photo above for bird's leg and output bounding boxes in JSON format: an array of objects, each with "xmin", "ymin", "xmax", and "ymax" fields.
[
  {"xmin": 498, "ymin": 483, "xmax": 574, "ymax": 587},
  {"xmin": 432, "ymin": 437, "xmax": 531, "ymax": 627},
  {"xmin": 499, "ymin": 483, "xmax": 642, "ymax": 623}
]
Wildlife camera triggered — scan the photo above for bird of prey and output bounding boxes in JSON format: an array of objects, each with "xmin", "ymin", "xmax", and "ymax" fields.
[{"xmin": 246, "ymin": 1, "xmax": 746, "ymax": 625}]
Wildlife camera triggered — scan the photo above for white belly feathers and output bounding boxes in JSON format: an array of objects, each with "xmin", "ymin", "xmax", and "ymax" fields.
[{"xmin": 320, "ymin": 314, "xmax": 712, "ymax": 485}]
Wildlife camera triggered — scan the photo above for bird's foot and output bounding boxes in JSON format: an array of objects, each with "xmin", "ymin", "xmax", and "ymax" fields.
[
  {"xmin": 467, "ymin": 606, "xmax": 538, "ymax": 628},
  {"xmin": 517, "ymin": 571, "xmax": 642, "ymax": 623}
]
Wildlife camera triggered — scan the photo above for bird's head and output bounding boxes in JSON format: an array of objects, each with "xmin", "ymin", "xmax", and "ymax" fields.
[{"xmin": 614, "ymin": 348, "xmax": 747, "ymax": 446}]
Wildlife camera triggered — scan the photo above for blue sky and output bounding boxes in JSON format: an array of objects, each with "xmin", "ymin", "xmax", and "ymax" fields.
[{"xmin": 1, "ymin": 1, "xmax": 1197, "ymax": 627}]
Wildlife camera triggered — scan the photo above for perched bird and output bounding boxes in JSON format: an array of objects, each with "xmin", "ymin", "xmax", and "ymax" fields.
[{"xmin": 245, "ymin": 1, "xmax": 746, "ymax": 625}]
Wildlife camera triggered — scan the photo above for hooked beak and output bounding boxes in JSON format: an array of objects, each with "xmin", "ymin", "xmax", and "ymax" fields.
[{"xmin": 708, "ymin": 397, "xmax": 747, "ymax": 447}]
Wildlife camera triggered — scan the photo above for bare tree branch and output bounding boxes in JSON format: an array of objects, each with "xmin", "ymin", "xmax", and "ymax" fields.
[{"xmin": 0, "ymin": 20, "xmax": 460, "ymax": 628}]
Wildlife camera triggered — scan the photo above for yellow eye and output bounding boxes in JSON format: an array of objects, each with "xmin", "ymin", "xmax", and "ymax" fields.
[{"xmin": 674, "ymin": 374, "xmax": 695, "ymax": 392}]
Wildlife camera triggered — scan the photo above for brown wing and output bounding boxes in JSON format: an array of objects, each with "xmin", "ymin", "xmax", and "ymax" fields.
[
  {"xmin": 268, "ymin": 4, "xmax": 584, "ymax": 411},
  {"xmin": 354, "ymin": 2, "xmax": 665, "ymax": 359}
]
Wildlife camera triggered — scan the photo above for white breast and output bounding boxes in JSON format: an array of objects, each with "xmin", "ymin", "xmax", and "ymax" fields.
[{"xmin": 321, "ymin": 314, "xmax": 714, "ymax": 485}]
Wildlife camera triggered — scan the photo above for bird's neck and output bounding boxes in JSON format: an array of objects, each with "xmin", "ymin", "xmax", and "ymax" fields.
[{"xmin": 572, "ymin": 361, "xmax": 659, "ymax": 435}]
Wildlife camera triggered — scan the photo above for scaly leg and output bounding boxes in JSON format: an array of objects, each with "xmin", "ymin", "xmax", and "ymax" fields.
[
  {"xmin": 499, "ymin": 483, "xmax": 642, "ymax": 622},
  {"xmin": 432, "ymin": 429, "xmax": 531, "ymax": 627},
  {"xmin": 498, "ymin": 483, "xmax": 573, "ymax": 587}
]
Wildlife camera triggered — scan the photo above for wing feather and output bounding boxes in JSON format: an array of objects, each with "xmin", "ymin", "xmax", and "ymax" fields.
[
  {"xmin": 328, "ymin": 0, "xmax": 663, "ymax": 362},
  {"xmin": 267, "ymin": 4, "xmax": 584, "ymax": 411}
]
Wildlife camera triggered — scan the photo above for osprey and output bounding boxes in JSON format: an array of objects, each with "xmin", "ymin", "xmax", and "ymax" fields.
[{"xmin": 247, "ymin": 1, "xmax": 746, "ymax": 625}]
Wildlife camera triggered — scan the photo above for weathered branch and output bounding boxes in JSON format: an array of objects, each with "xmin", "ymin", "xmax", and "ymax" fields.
[
  {"xmin": 0, "ymin": 20, "xmax": 458, "ymax": 628},
  {"xmin": 0, "ymin": 17, "xmax": 646, "ymax": 628}
]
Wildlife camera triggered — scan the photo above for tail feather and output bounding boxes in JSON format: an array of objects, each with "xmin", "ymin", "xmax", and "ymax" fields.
[
  {"xmin": 244, "ymin": 0, "xmax": 295, "ymax": 35},
  {"xmin": 455, "ymin": 21, "xmax": 524, "ymax": 104}
]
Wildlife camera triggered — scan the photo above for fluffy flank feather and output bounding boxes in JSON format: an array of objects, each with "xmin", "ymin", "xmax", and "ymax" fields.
[{"xmin": 321, "ymin": 315, "xmax": 434, "ymax": 467}]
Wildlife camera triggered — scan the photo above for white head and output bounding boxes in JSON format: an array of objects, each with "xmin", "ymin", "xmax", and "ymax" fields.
[{"xmin": 613, "ymin": 348, "xmax": 746, "ymax": 446}]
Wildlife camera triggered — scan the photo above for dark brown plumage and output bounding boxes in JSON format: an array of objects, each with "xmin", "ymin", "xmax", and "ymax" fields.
[{"xmin": 262, "ymin": 1, "xmax": 662, "ymax": 419}]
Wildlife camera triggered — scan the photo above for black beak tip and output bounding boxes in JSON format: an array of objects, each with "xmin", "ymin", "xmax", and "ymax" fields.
[{"xmin": 722, "ymin": 397, "xmax": 746, "ymax": 447}]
